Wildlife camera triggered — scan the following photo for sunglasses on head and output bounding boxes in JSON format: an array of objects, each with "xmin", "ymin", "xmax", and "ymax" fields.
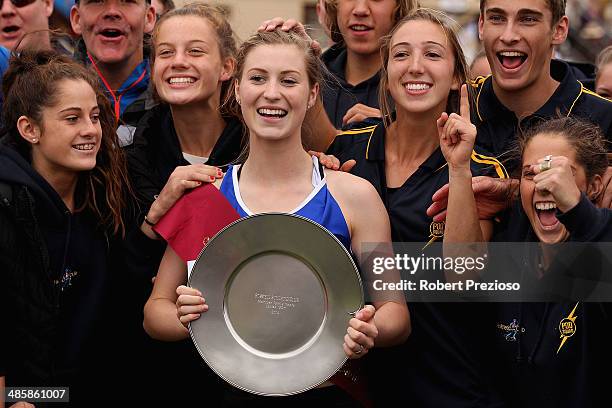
[{"xmin": 2, "ymin": 0, "xmax": 37, "ymax": 8}]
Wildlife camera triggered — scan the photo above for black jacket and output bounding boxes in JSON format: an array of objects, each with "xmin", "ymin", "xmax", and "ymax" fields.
[
  {"xmin": 321, "ymin": 44, "xmax": 382, "ymax": 129},
  {"xmin": 0, "ymin": 144, "xmax": 110, "ymax": 403},
  {"xmin": 127, "ymin": 104, "xmax": 244, "ymax": 210},
  {"xmin": 115, "ymin": 104, "xmax": 243, "ymax": 403},
  {"xmin": 115, "ymin": 104, "xmax": 244, "ymax": 306},
  {"xmin": 329, "ymin": 121, "xmax": 509, "ymax": 407},
  {"xmin": 115, "ymin": 104, "xmax": 244, "ymax": 296},
  {"xmin": 488, "ymin": 196, "xmax": 612, "ymax": 408},
  {"xmin": 495, "ymin": 194, "xmax": 612, "ymax": 243}
]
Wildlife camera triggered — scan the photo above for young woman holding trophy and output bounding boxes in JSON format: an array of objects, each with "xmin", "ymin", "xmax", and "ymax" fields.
[{"xmin": 143, "ymin": 28, "xmax": 410, "ymax": 405}]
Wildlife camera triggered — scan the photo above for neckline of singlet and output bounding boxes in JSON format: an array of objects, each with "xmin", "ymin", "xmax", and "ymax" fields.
[{"xmin": 232, "ymin": 156, "xmax": 327, "ymax": 216}]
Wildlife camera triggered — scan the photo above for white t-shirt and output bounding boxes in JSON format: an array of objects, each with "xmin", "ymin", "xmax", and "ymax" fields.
[{"xmin": 182, "ymin": 152, "xmax": 209, "ymax": 165}]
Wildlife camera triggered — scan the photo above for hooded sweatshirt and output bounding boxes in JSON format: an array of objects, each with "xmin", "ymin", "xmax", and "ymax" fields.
[
  {"xmin": 0, "ymin": 144, "xmax": 110, "ymax": 401},
  {"xmin": 321, "ymin": 43, "xmax": 382, "ymax": 129}
]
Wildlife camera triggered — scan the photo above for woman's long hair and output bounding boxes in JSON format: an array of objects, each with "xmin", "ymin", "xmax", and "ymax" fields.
[{"xmin": 1, "ymin": 50, "xmax": 131, "ymax": 236}]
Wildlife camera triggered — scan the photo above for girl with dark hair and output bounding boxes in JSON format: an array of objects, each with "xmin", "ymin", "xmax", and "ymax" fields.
[
  {"xmin": 0, "ymin": 50, "xmax": 130, "ymax": 404},
  {"xmin": 442, "ymin": 116, "xmax": 612, "ymax": 407}
]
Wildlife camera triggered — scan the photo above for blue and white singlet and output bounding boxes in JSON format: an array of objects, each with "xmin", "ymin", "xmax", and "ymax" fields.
[{"xmin": 219, "ymin": 156, "xmax": 351, "ymax": 250}]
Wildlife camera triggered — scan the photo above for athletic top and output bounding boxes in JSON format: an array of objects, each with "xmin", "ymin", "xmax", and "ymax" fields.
[{"xmin": 219, "ymin": 156, "xmax": 351, "ymax": 250}]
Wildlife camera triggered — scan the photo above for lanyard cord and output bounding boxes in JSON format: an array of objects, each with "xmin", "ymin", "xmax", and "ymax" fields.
[{"xmin": 87, "ymin": 52, "xmax": 147, "ymax": 123}]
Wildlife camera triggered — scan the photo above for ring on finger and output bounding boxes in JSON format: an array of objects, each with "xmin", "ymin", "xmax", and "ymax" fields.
[
  {"xmin": 354, "ymin": 344, "xmax": 364, "ymax": 355},
  {"xmin": 540, "ymin": 155, "xmax": 552, "ymax": 172}
]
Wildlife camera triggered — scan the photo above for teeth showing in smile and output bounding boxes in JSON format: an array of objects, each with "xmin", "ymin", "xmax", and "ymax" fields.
[
  {"xmin": 405, "ymin": 83, "xmax": 431, "ymax": 91},
  {"xmin": 350, "ymin": 25, "xmax": 370, "ymax": 31},
  {"xmin": 497, "ymin": 51, "xmax": 527, "ymax": 69},
  {"xmin": 499, "ymin": 51, "xmax": 526, "ymax": 57},
  {"xmin": 169, "ymin": 77, "xmax": 195, "ymax": 84},
  {"xmin": 73, "ymin": 143, "xmax": 95, "ymax": 151},
  {"xmin": 535, "ymin": 202, "xmax": 557, "ymax": 211},
  {"xmin": 257, "ymin": 108, "xmax": 287, "ymax": 118}
]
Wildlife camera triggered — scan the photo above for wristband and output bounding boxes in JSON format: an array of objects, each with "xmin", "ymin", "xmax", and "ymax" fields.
[{"xmin": 144, "ymin": 214, "xmax": 157, "ymax": 227}]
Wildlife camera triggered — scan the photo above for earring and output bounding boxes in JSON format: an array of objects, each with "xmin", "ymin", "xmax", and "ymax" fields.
[
  {"xmin": 31, "ymin": 138, "xmax": 37, "ymax": 143},
  {"xmin": 236, "ymin": 99, "xmax": 241, "ymax": 105}
]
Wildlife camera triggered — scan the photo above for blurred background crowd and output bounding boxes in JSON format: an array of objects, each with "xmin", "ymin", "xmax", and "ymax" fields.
[{"xmin": 48, "ymin": 0, "xmax": 612, "ymax": 65}]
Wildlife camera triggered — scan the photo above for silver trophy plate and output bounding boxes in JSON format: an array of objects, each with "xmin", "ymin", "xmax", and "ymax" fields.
[{"xmin": 188, "ymin": 213, "xmax": 363, "ymax": 396}]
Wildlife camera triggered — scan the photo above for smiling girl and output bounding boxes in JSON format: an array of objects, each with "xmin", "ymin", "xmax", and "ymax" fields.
[
  {"xmin": 121, "ymin": 4, "xmax": 242, "ymax": 402},
  {"xmin": 321, "ymin": 0, "xmax": 418, "ymax": 128},
  {"xmin": 328, "ymin": 9, "xmax": 508, "ymax": 406},
  {"xmin": 330, "ymin": 9, "xmax": 506, "ymax": 243},
  {"xmin": 131, "ymin": 4, "xmax": 240, "ymax": 238},
  {"xmin": 0, "ymin": 50, "xmax": 129, "ymax": 404},
  {"xmin": 144, "ymin": 28, "xmax": 410, "ymax": 406}
]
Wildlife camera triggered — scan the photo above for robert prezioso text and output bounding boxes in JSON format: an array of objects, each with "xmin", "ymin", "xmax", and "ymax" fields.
[{"xmin": 372, "ymin": 279, "xmax": 521, "ymax": 292}]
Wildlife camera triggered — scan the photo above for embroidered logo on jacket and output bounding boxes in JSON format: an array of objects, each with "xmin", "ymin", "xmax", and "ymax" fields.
[
  {"xmin": 497, "ymin": 319, "xmax": 525, "ymax": 342},
  {"xmin": 423, "ymin": 221, "xmax": 445, "ymax": 249},
  {"xmin": 557, "ymin": 302, "xmax": 579, "ymax": 354},
  {"xmin": 53, "ymin": 267, "xmax": 79, "ymax": 292}
]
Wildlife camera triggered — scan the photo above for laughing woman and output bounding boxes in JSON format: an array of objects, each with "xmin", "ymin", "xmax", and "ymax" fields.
[
  {"xmin": 144, "ymin": 28, "xmax": 410, "ymax": 406},
  {"xmin": 442, "ymin": 115, "xmax": 612, "ymax": 408},
  {"xmin": 0, "ymin": 50, "xmax": 130, "ymax": 405}
]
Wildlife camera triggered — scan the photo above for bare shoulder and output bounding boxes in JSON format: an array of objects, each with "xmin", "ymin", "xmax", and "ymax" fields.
[
  {"xmin": 325, "ymin": 169, "xmax": 380, "ymax": 203},
  {"xmin": 325, "ymin": 169, "xmax": 388, "ymax": 228},
  {"xmin": 325, "ymin": 170, "xmax": 390, "ymax": 244}
]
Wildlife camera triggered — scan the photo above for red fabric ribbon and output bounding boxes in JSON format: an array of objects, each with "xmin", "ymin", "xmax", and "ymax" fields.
[{"xmin": 153, "ymin": 183, "xmax": 240, "ymax": 262}]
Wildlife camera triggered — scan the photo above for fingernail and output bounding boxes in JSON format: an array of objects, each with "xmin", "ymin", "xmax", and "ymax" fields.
[
  {"xmin": 196, "ymin": 182, "xmax": 202, "ymax": 186},
  {"xmin": 210, "ymin": 176, "xmax": 215, "ymax": 181}
]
